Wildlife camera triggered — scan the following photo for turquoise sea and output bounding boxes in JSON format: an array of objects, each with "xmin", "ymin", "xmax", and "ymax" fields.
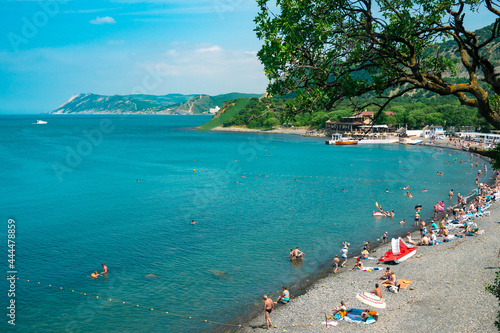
[{"xmin": 0, "ymin": 115, "xmax": 491, "ymax": 332}]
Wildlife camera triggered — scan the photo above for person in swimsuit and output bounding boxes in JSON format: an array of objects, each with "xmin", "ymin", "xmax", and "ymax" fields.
[
  {"xmin": 378, "ymin": 267, "xmax": 393, "ymax": 280},
  {"xmin": 406, "ymin": 232, "xmax": 417, "ymax": 245},
  {"xmin": 381, "ymin": 273, "xmax": 398, "ymax": 287},
  {"xmin": 91, "ymin": 271, "xmax": 99, "ymax": 279},
  {"xmin": 263, "ymin": 295, "xmax": 274, "ymax": 329},
  {"xmin": 275, "ymin": 286, "xmax": 290, "ymax": 304},
  {"xmin": 333, "ymin": 255, "xmax": 340, "ymax": 274},
  {"xmin": 291, "ymin": 247, "xmax": 304, "ymax": 259},
  {"xmin": 349, "ymin": 258, "xmax": 363, "ymax": 271},
  {"xmin": 382, "ymin": 232, "xmax": 388, "ymax": 244},
  {"xmin": 332, "ymin": 300, "xmax": 347, "ymax": 317},
  {"xmin": 370, "ymin": 283, "xmax": 382, "ymax": 298},
  {"xmin": 101, "ymin": 263, "xmax": 107, "ymax": 274}
]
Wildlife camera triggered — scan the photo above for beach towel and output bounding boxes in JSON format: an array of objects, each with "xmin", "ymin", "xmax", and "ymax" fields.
[
  {"xmin": 321, "ymin": 320, "xmax": 338, "ymax": 326},
  {"xmin": 360, "ymin": 257, "xmax": 377, "ymax": 260},
  {"xmin": 334, "ymin": 309, "xmax": 377, "ymax": 324},
  {"xmin": 361, "ymin": 267, "xmax": 383, "ymax": 271},
  {"xmin": 398, "ymin": 279, "xmax": 413, "ymax": 289}
]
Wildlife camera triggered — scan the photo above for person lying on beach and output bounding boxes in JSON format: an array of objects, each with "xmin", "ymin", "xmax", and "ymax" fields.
[
  {"xmin": 275, "ymin": 286, "xmax": 290, "ymax": 304},
  {"xmin": 406, "ymin": 232, "xmax": 417, "ymax": 245},
  {"xmin": 332, "ymin": 300, "xmax": 347, "ymax": 317},
  {"xmin": 290, "ymin": 247, "xmax": 304, "ymax": 259},
  {"xmin": 378, "ymin": 267, "xmax": 393, "ymax": 280},
  {"xmin": 362, "ymin": 309, "xmax": 378, "ymax": 321},
  {"xmin": 333, "ymin": 255, "xmax": 339, "ymax": 274},
  {"xmin": 349, "ymin": 258, "xmax": 363, "ymax": 271},
  {"xmin": 370, "ymin": 283, "xmax": 382, "ymax": 298}
]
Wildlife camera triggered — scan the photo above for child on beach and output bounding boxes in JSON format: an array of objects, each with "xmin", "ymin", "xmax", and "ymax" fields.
[
  {"xmin": 382, "ymin": 232, "xmax": 388, "ymax": 244},
  {"xmin": 333, "ymin": 255, "xmax": 340, "ymax": 274}
]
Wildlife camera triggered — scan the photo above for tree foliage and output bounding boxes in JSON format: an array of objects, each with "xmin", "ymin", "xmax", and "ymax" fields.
[
  {"xmin": 255, "ymin": 0, "xmax": 500, "ymax": 129},
  {"xmin": 485, "ymin": 270, "xmax": 500, "ymax": 330}
]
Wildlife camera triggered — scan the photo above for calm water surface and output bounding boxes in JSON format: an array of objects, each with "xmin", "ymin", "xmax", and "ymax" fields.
[{"xmin": 0, "ymin": 115, "xmax": 490, "ymax": 332}]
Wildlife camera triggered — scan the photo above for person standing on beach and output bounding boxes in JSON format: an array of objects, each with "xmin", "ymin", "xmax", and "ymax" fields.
[
  {"xmin": 262, "ymin": 295, "xmax": 274, "ymax": 329},
  {"xmin": 340, "ymin": 246, "xmax": 348, "ymax": 267},
  {"xmin": 414, "ymin": 211, "xmax": 420, "ymax": 226},
  {"xmin": 333, "ymin": 255, "xmax": 340, "ymax": 274},
  {"xmin": 382, "ymin": 232, "xmax": 388, "ymax": 244}
]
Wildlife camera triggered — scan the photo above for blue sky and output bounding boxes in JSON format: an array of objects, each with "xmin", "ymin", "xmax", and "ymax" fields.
[
  {"xmin": 0, "ymin": 1, "xmax": 497, "ymax": 114},
  {"xmin": 0, "ymin": 0, "xmax": 268, "ymax": 113}
]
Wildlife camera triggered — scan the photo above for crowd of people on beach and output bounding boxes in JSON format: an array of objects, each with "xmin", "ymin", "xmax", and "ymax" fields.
[{"xmin": 260, "ymin": 151, "xmax": 500, "ymax": 329}]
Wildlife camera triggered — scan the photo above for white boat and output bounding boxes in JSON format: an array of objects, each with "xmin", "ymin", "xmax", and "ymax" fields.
[
  {"xmin": 35, "ymin": 120, "xmax": 47, "ymax": 124},
  {"xmin": 400, "ymin": 137, "xmax": 423, "ymax": 145},
  {"xmin": 358, "ymin": 138, "xmax": 398, "ymax": 144},
  {"xmin": 326, "ymin": 133, "xmax": 358, "ymax": 145}
]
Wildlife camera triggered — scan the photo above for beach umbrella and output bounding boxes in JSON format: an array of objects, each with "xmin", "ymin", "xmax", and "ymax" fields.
[{"xmin": 356, "ymin": 292, "xmax": 386, "ymax": 309}]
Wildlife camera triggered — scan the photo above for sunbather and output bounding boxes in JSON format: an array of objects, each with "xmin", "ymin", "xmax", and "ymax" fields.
[
  {"xmin": 381, "ymin": 273, "xmax": 398, "ymax": 287},
  {"xmin": 332, "ymin": 300, "xmax": 347, "ymax": 317},
  {"xmin": 378, "ymin": 267, "xmax": 393, "ymax": 280},
  {"xmin": 406, "ymin": 232, "xmax": 417, "ymax": 245},
  {"xmin": 349, "ymin": 258, "xmax": 363, "ymax": 271}
]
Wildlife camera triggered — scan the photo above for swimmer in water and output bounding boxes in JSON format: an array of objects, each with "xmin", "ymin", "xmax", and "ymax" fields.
[
  {"xmin": 101, "ymin": 264, "xmax": 107, "ymax": 274},
  {"xmin": 91, "ymin": 271, "xmax": 99, "ymax": 279},
  {"xmin": 191, "ymin": 220, "xmax": 196, "ymax": 225}
]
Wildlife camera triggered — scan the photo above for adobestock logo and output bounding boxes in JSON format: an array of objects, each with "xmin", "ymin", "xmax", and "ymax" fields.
[{"xmin": 7, "ymin": 0, "xmax": 66, "ymax": 53}]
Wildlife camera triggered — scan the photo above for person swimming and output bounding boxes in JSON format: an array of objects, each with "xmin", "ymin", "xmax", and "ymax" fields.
[{"xmin": 91, "ymin": 271, "xmax": 99, "ymax": 279}]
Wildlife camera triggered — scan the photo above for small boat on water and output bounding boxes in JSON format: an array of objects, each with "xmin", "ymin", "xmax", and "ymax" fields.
[
  {"xmin": 400, "ymin": 137, "xmax": 422, "ymax": 145},
  {"xmin": 378, "ymin": 238, "xmax": 417, "ymax": 264},
  {"xmin": 35, "ymin": 120, "xmax": 47, "ymax": 124},
  {"xmin": 326, "ymin": 133, "xmax": 358, "ymax": 145}
]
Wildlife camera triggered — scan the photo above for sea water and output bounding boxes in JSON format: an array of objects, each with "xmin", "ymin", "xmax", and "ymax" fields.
[{"xmin": 0, "ymin": 115, "xmax": 491, "ymax": 332}]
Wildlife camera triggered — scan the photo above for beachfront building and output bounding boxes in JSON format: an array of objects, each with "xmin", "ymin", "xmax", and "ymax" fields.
[
  {"xmin": 325, "ymin": 111, "xmax": 396, "ymax": 135},
  {"xmin": 421, "ymin": 125, "xmax": 446, "ymax": 139}
]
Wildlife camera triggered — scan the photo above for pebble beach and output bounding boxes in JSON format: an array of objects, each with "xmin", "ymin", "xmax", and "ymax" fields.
[
  {"xmin": 238, "ymin": 143, "xmax": 499, "ymax": 332},
  {"xmin": 240, "ymin": 200, "xmax": 499, "ymax": 332}
]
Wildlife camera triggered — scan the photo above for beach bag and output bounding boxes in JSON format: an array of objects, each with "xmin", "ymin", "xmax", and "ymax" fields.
[{"xmin": 389, "ymin": 286, "xmax": 398, "ymax": 293}]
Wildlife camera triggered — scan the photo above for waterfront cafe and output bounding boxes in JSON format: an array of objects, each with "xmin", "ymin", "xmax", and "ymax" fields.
[
  {"xmin": 325, "ymin": 110, "xmax": 396, "ymax": 135},
  {"xmin": 457, "ymin": 131, "xmax": 500, "ymax": 144}
]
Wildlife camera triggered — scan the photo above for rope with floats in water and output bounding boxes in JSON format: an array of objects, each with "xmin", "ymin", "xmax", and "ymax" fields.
[{"xmin": 11, "ymin": 276, "xmax": 333, "ymax": 329}]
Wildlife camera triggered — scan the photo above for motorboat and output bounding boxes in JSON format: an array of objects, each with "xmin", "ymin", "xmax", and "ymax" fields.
[
  {"xmin": 378, "ymin": 238, "xmax": 417, "ymax": 264},
  {"xmin": 400, "ymin": 137, "xmax": 423, "ymax": 145},
  {"xmin": 35, "ymin": 120, "xmax": 47, "ymax": 124},
  {"xmin": 326, "ymin": 133, "xmax": 358, "ymax": 145}
]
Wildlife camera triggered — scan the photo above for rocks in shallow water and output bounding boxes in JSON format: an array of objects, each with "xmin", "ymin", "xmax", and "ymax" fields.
[{"xmin": 144, "ymin": 274, "xmax": 158, "ymax": 279}]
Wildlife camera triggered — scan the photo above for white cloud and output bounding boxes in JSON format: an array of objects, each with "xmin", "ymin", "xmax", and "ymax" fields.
[
  {"xmin": 196, "ymin": 45, "xmax": 222, "ymax": 53},
  {"xmin": 90, "ymin": 16, "xmax": 117, "ymax": 25}
]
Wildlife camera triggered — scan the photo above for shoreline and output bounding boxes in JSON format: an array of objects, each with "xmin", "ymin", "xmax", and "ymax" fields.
[{"xmin": 231, "ymin": 144, "xmax": 498, "ymax": 332}]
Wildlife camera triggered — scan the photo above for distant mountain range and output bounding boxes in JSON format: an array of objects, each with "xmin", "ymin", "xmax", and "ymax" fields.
[{"xmin": 51, "ymin": 92, "xmax": 263, "ymax": 115}]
